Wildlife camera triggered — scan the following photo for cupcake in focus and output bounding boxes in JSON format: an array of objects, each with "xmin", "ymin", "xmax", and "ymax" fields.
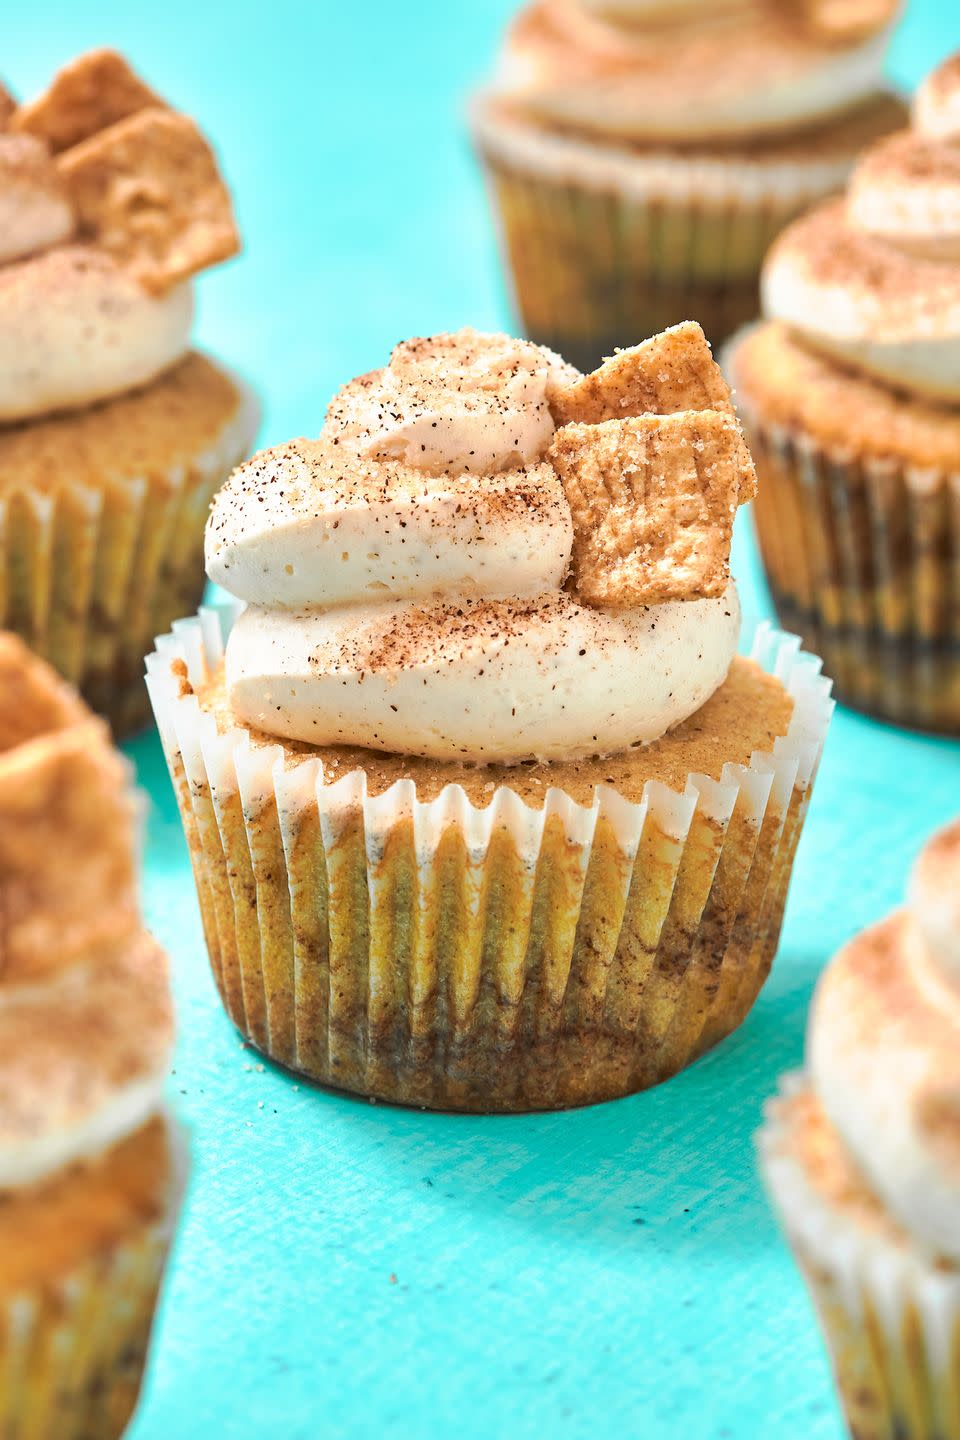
[
  {"xmin": 728, "ymin": 51, "xmax": 960, "ymax": 732},
  {"xmin": 470, "ymin": 0, "xmax": 905, "ymax": 370},
  {"xmin": 0, "ymin": 633, "xmax": 182, "ymax": 1439},
  {"xmin": 148, "ymin": 321, "xmax": 832, "ymax": 1112},
  {"xmin": 759, "ymin": 817, "xmax": 960, "ymax": 1438},
  {"xmin": 0, "ymin": 50, "xmax": 258, "ymax": 734}
]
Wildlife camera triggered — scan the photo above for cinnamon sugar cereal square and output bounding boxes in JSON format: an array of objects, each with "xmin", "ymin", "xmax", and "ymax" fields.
[
  {"xmin": 11, "ymin": 49, "xmax": 163, "ymax": 153},
  {"xmin": 59, "ymin": 107, "xmax": 239, "ymax": 291},
  {"xmin": 552, "ymin": 322, "xmax": 731, "ymax": 421},
  {"xmin": 549, "ymin": 410, "xmax": 752, "ymax": 608}
]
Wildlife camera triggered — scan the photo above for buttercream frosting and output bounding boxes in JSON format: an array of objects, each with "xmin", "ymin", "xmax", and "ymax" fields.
[
  {"xmin": 808, "ymin": 819, "xmax": 960, "ymax": 1263},
  {"xmin": 495, "ymin": 0, "xmax": 896, "ymax": 143},
  {"xmin": 0, "ymin": 245, "xmax": 193, "ymax": 422},
  {"xmin": 762, "ymin": 50, "xmax": 960, "ymax": 401},
  {"xmin": 225, "ymin": 586, "xmax": 741, "ymax": 763},
  {"xmin": 210, "ymin": 328, "xmax": 746, "ymax": 764}
]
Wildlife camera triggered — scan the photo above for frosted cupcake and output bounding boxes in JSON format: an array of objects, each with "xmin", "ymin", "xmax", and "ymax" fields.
[
  {"xmin": 0, "ymin": 633, "xmax": 182, "ymax": 1439},
  {"xmin": 759, "ymin": 817, "xmax": 960, "ymax": 1438},
  {"xmin": 148, "ymin": 322, "xmax": 832, "ymax": 1112},
  {"xmin": 470, "ymin": 0, "xmax": 904, "ymax": 370},
  {"xmin": 728, "ymin": 51, "xmax": 960, "ymax": 732},
  {"xmin": 0, "ymin": 50, "xmax": 258, "ymax": 734}
]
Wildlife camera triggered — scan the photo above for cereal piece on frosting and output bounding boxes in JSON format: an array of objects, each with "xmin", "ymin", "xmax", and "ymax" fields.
[
  {"xmin": 548, "ymin": 411, "xmax": 750, "ymax": 607},
  {"xmin": 551, "ymin": 321, "xmax": 756, "ymax": 502},
  {"xmin": 58, "ymin": 107, "xmax": 239, "ymax": 292},
  {"xmin": 551, "ymin": 322, "xmax": 733, "ymax": 426},
  {"xmin": 10, "ymin": 48, "xmax": 163, "ymax": 153}
]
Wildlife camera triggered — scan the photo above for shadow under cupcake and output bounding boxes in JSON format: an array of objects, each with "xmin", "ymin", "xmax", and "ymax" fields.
[
  {"xmin": 0, "ymin": 50, "xmax": 258, "ymax": 735},
  {"xmin": 148, "ymin": 322, "xmax": 832, "ymax": 1112}
]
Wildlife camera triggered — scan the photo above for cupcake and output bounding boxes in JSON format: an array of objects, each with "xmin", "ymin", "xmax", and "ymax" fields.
[
  {"xmin": 0, "ymin": 49, "xmax": 258, "ymax": 735},
  {"xmin": 759, "ymin": 818, "xmax": 960, "ymax": 1438},
  {"xmin": 727, "ymin": 51, "xmax": 960, "ymax": 733},
  {"xmin": 0, "ymin": 633, "xmax": 182, "ymax": 1439},
  {"xmin": 469, "ymin": 0, "xmax": 905, "ymax": 371},
  {"xmin": 147, "ymin": 322, "xmax": 832, "ymax": 1112}
]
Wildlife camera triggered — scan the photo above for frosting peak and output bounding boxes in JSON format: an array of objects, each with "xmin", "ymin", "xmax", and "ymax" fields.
[{"xmin": 324, "ymin": 329, "xmax": 576, "ymax": 476}]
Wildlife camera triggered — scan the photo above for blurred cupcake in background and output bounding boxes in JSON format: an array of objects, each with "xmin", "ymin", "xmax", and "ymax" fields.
[
  {"xmin": 148, "ymin": 322, "xmax": 832, "ymax": 1113},
  {"xmin": 0, "ymin": 50, "xmax": 258, "ymax": 735},
  {"xmin": 759, "ymin": 816, "xmax": 960, "ymax": 1438},
  {"xmin": 0, "ymin": 633, "xmax": 182, "ymax": 1439},
  {"xmin": 727, "ymin": 50, "xmax": 960, "ymax": 733},
  {"xmin": 469, "ymin": 0, "xmax": 905, "ymax": 370}
]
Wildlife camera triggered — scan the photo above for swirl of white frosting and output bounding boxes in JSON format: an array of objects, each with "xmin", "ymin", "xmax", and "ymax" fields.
[
  {"xmin": 225, "ymin": 586, "xmax": 740, "ymax": 763},
  {"xmin": 808, "ymin": 819, "xmax": 960, "ymax": 1263},
  {"xmin": 325, "ymin": 330, "xmax": 577, "ymax": 475},
  {"xmin": 495, "ymin": 0, "xmax": 896, "ymax": 143},
  {"xmin": 762, "ymin": 51, "xmax": 960, "ymax": 401},
  {"xmin": 0, "ymin": 245, "xmax": 193, "ymax": 422},
  {"xmin": 212, "ymin": 330, "xmax": 742, "ymax": 764}
]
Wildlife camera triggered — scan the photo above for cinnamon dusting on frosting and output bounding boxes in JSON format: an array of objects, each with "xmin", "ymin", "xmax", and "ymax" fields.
[
  {"xmin": 213, "ymin": 326, "xmax": 750, "ymax": 762},
  {"xmin": 497, "ymin": 0, "xmax": 898, "ymax": 143},
  {"xmin": 760, "ymin": 50, "xmax": 960, "ymax": 400}
]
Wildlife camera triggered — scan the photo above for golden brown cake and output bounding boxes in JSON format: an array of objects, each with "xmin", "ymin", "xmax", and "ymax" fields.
[
  {"xmin": 0, "ymin": 632, "xmax": 182, "ymax": 1439},
  {"xmin": 0, "ymin": 50, "xmax": 258, "ymax": 734},
  {"xmin": 470, "ymin": 0, "xmax": 905, "ymax": 369},
  {"xmin": 759, "ymin": 817, "xmax": 960, "ymax": 1439},
  {"xmin": 147, "ymin": 323, "xmax": 832, "ymax": 1112},
  {"xmin": 727, "ymin": 50, "xmax": 960, "ymax": 733}
]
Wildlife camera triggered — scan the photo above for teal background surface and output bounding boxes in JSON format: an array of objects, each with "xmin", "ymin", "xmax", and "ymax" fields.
[{"xmin": 7, "ymin": 4, "xmax": 960, "ymax": 1436}]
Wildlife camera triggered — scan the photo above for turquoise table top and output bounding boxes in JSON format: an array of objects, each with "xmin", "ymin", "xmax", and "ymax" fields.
[{"xmin": 8, "ymin": 4, "xmax": 960, "ymax": 1436}]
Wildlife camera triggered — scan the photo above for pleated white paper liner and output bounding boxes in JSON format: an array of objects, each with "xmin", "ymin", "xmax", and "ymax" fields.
[
  {"xmin": 0, "ymin": 366, "xmax": 258, "ymax": 735},
  {"xmin": 759, "ymin": 1075, "xmax": 960, "ymax": 1437},
  {"xmin": 730, "ymin": 348, "xmax": 960, "ymax": 734}
]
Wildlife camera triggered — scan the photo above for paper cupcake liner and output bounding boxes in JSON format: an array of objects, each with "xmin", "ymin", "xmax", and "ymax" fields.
[
  {"xmin": 0, "ymin": 1116, "xmax": 185, "ymax": 1440},
  {"xmin": 470, "ymin": 98, "xmax": 869, "ymax": 368},
  {"xmin": 740, "ymin": 400, "xmax": 960, "ymax": 734},
  {"xmin": 0, "ymin": 373, "xmax": 258, "ymax": 738},
  {"xmin": 147, "ymin": 607, "xmax": 831, "ymax": 1112},
  {"xmin": 759, "ymin": 1077, "xmax": 960, "ymax": 1439}
]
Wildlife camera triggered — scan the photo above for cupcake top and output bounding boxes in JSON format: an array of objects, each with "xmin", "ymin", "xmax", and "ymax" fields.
[
  {"xmin": 0, "ymin": 634, "xmax": 173, "ymax": 1190},
  {"xmin": 492, "ymin": 0, "xmax": 900, "ymax": 144},
  {"xmin": 207, "ymin": 324, "xmax": 755, "ymax": 764},
  {"xmin": 762, "ymin": 49, "xmax": 960, "ymax": 401},
  {"xmin": 806, "ymin": 818, "xmax": 960, "ymax": 1263},
  {"xmin": 0, "ymin": 48, "xmax": 239, "ymax": 423}
]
